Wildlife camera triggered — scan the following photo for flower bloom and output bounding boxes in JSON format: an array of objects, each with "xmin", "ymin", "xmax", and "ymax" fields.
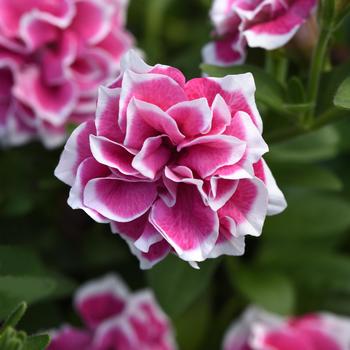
[
  {"xmin": 55, "ymin": 50, "xmax": 286, "ymax": 269},
  {"xmin": 48, "ymin": 274, "xmax": 177, "ymax": 350},
  {"xmin": 202, "ymin": 0, "xmax": 317, "ymax": 66},
  {"xmin": 223, "ymin": 307, "xmax": 350, "ymax": 350},
  {"xmin": 0, "ymin": 0, "xmax": 134, "ymax": 148}
]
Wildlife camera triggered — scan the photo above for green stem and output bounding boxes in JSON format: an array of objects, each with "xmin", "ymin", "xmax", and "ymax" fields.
[
  {"xmin": 276, "ymin": 56, "xmax": 289, "ymax": 85},
  {"xmin": 306, "ymin": 23, "xmax": 333, "ymax": 123},
  {"xmin": 264, "ymin": 51, "xmax": 288, "ymax": 85},
  {"xmin": 267, "ymin": 107, "xmax": 348, "ymax": 144},
  {"xmin": 265, "ymin": 51, "xmax": 275, "ymax": 75}
]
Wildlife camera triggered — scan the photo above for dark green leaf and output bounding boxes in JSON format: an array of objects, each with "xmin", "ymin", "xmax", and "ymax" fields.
[
  {"xmin": 0, "ymin": 303, "xmax": 27, "ymax": 333},
  {"xmin": 264, "ymin": 191, "xmax": 350, "ymax": 238},
  {"xmin": 174, "ymin": 294, "xmax": 210, "ymax": 350},
  {"xmin": 318, "ymin": 61, "xmax": 350, "ymax": 113},
  {"xmin": 334, "ymin": 76, "xmax": 350, "ymax": 109},
  {"xmin": 23, "ymin": 334, "xmax": 50, "ymax": 350},
  {"xmin": 286, "ymin": 77, "xmax": 306, "ymax": 104},
  {"xmin": 147, "ymin": 255, "xmax": 218, "ymax": 317},
  {"xmin": 269, "ymin": 163, "xmax": 342, "ymax": 191},
  {"xmin": 0, "ymin": 277, "xmax": 56, "ymax": 319},
  {"xmin": 268, "ymin": 125, "xmax": 339, "ymax": 162},
  {"xmin": 0, "ymin": 247, "xmax": 43, "ymax": 276},
  {"xmin": 235, "ymin": 268, "xmax": 295, "ymax": 315}
]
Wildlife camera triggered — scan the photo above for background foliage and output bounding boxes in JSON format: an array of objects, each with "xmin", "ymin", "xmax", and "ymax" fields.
[{"xmin": 1, "ymin": 0, "xmax": 350, "ymax": 349}]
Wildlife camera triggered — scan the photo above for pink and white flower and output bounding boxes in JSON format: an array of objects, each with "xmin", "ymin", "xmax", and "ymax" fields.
[
  {"xmin": 223, "ymin": 307, "xmax": 350, "ymax": 350},
  {"xmin": 48, "ymin": 274, "xmax": 177, "ymax": 350},
  {"xmin": 203, "ymin": 0, "xmax": 317, "ymax": 66},
  {"xmin": 55, "ymin": 50, "xmax": 286, "ymax": 269},
  {"xmin": 0, "ymin": 0, "xmax": 134, "ymax": 148}
]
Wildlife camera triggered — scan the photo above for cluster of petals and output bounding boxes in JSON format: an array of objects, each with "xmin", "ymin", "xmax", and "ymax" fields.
[
  {"xmin": 0, "ymin": 0, "xmax": 134, "ymax": 148},
  {"xmin": 223, "ymin": 307, "xmax": 350, "ymax": 350},
  {"xmin": 202, "ymin": 0, "xmax": 317, "ymax": 66},
  {"xmin": 55, "ymin": 50, "xmax": 286, "ymax": 269},
  {"xmin": 48, "ymin": 274, "xmax": 176, "ymax": 350}
]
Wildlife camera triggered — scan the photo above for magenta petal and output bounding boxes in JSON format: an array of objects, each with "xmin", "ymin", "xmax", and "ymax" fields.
[
  {"xmin": 244, "ymin": 0, "xmax": 317, "ymax": 50},
  {"xmin": 178, "ymin": 135, "xmax": 246, "ymax": 178},
  {"xmin": 93, "ymin": 319, "xmax": 136, "ymax": 350},
  {"xmin": 98, "ymin": 30, "xmax": 134, "ymax": 63},
  {"xmin": 48, "ymin": 326, "xmax": 92, "ymax": 350},
  {"xmin": 70, "ymin": 49, "xmax": 112, "ymax": 95},
  {"xmin": 124, "ymin": 98, "xmax": 184, "ymax": 149},
  {"xmin": 84, "ymin": 178, "xmax": 157, "ymax": 222},
  {"xmin": 68, "ymin": 157, "xmax": 110, "ymax": 223},
  {"xmin": 126, "ymin": 291, "xmax": 176, "ymax": 348},
  {"xmin": 185, "ymin": 74, "xmax": 262, "ymax": 132},
  {"xmin": 150, "ymin": 184, "xmax": 219, "ymax": 261},
  {"xmin": 253, "ymin": 159, "xmax": 287, "ymax": 215},
  {"xmin": 95, "ymin": 86, "xmax": 124, "ymax": 142},
  {"xmin": 14, "ymin": 67, "xmax": 77, "ymax": 126},
  {"xmin": 214, "ymin": 157, "xmax": 254, "ymax": 180},
  {"xmin": 150, "ymin": 65, "xmax": 186, "ymax": 87},
  {"xmin": 167, "ymin": 98, "xmax": 212, "ymax": 137},
  {"xmin": 132, "ymin": 135, "xmax": 172, "ymax": 179},
  {"xmin": 0, "ymin": 0, "xmax": 74, "ymax": 37},
  {"xmin": 209, "ymin": 94, "xmax": 231, "ymax": 135},
  {"xmin": 20, "ymin": 16, "xmax": 58, "ymax": 50},
  {"xmin": 209, "ymin": 216, "xmax": 245, "ymax": 258},
  {"xmin": 111, "ymin": 213, "xmax": 150, "ymax": 242},
  {"xmin": 129, "ymin": 239, "xmax": 172, "ymax": 269},
  {"xmin": 202, "ymin": 31, "xmax": 246, "ymax": 67},
  {"xmin": 69, "ymin": 0, "xmax": 112, "ymax": 44},
  {"xmin": 90, "ymin": 135, "xmax": 138, "ymax": 176},
  {"xmin": 42, "ymin": 32, "xmax": 77, "ymax": 84},
  {"xmin": 54, "ymin": 120, "xmax": 95, "ymax": 186},
  {"xmin": 119, "ymin": 70, "xmax": 187, "ymax": 131},
  {"xmin": 208, "ymin": 177, "xmax": 238, "ymax": 211},
  {"xmin": 74, "ymin": 274, "xmax": 129, "ymax": 329},
  {"xmin": 225, "ymin": 111, "xmax": 268, "ymax": 163},
  {"xmin": 134, "ymin": 224, "xmax": 164, "ymax": 253},
  {"xmin": 219, "ymin": 178, "xmax": 268, "ymax": 237}
]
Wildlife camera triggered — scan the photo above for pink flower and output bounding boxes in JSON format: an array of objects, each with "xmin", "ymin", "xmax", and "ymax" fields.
[
  {"xmin": 202, "ymin": 0, "xmax": 317, "ymax": 66},
  {"xmin": 55, "ymin": 50, "xmax": 286, "ymax": 269},
  {"xmin": 0, "ymin": 0, "xmax": 134, "ymax": 148},
  {"xmin": 48, "ymin": 274, "xmax": 177, "ymax": 350},
  {"xmin": 223, "ymin": 307, "xmax": 350, "ymax": 350}
]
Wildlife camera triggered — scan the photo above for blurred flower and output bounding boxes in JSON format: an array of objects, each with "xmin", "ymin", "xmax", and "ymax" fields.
[
  {"xmin": 55, "ymin": 50, "xmax": 286, "ymax": 269},
  {"xmin": 202, "ymin": 0, "xmax": 318, "ymax": 66},
  {"xmin": 48, "ymin": 274, "xmax": 176, "ymax": 350},
  {"xmin": 0, "ymin": 0, "xmax": 134, "ymax": 148},
  {"xmin": 223, "ymin": 307, "xmax": 350, "ymax": 350},
  {"xmin": 288, "ymin": 14, "xmax": 319, "ymax": 61}
]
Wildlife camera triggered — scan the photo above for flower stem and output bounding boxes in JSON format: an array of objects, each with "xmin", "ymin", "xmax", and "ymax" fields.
[
  {"xmin": 305, "ymin": 27, "xmax": 332, "ymax": 124},
  {"xmin": 265, "ymin": 51, "xmax": 288, "ymax": 85}
]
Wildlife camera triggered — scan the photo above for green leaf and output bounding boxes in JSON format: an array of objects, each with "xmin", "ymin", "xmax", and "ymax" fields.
[
  {"xmin": 0, "ymin": 247, "xmax": 43, "ymax": 276},
  {"xmin": 318, "ymin": 61, "xmax": 350, "ymax": 113},
  {"xmin": 0, "ymin": 303, "xmax": 27, "ymax": 333},
  {"xmin": 234, "ymin": 268, "xmax": 295, "ymax": 315},
  {"xmin": 334, "ymin": 77, "xmax": 350, "ymax": 109},
  {"xmin": 0, "ymin": 246, "xmax": 76, "ymax": 303},
  {"xmin": 264, "ymin": 191, "xmax": 350, "ymax": 239},
  {"xmin": 201, "ymin": 64, "xmax": 285, "ymax": 110},
  {"xmin": 23, "ymin": 334, "xmax": 50, "ymax": 350},
  {"xmin": 286, "ymin": 77, "xmax": 306, "ymax": 104},
  {"xmin": 147, "ymin": 255, "xmax": 218, "ymax": 318},
  {"xmin": 0, "ymin": 277, "xmax": 56, "ymax": 319},
  {"xmin": 269, "ymin": 163, "xmax": 343, "ymax": 191},
  {"xmin": 268, "ymin": 125, "xmax": 339, "ymax": 162},
  {"xmin": 174, "ymin": 294, "xmax": 210, "ymax": 350}
]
